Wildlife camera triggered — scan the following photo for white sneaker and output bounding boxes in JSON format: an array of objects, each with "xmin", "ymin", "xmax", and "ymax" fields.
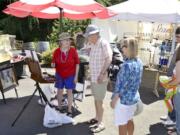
[
  {"xmin": 172, "ymin": 133, "xmax": 177, "ymax": 135},
  {"xmin": 163, "ymin": 119, "xmax": 176, "ymax": 127},
  {"xmin": 168, "ymin": 132, "xmax": 178, "ymax": 135},
  {"xmin": 160, "ymin": 115, "xmax": 168, "ymax": 121}
]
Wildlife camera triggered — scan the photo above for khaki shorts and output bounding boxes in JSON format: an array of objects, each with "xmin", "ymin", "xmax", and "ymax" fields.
[{"xmin": 91, "ymin": 81, "xmax": 108, "ymax": 101}]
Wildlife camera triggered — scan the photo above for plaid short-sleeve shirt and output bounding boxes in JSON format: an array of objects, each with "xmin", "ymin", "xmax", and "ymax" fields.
[{"xmin": 89, "ymin": 38, "xmax": 112, "ymax": 83}]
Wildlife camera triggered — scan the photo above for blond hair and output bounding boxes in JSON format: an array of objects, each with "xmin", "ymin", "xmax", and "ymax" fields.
[{"xmin": 122, "ymin": 38, "xmax": 138, "ymax": 59}]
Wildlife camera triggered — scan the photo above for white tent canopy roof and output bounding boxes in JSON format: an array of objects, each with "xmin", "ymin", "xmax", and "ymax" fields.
[{"xmin": 109, "ymin": 0, "xmax": 180, "ymax": 23}]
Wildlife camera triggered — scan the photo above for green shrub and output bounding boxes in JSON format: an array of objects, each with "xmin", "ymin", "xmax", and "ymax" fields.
[
  {"xmin": 41, "ymin": 49, "xmax": 54, "ymax": 64},
  {"xmin": 49, "ymin": 42, "xmax": 58, "ymax": 50},
  {"xmin": 41, "ymin": 42, "xmax": 58, "ymax": 64}
]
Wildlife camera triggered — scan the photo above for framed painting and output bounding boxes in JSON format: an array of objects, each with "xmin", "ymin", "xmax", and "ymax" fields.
[{"xmin": 0, "ymin": 66, "xmax": 17, "ymax": 90}]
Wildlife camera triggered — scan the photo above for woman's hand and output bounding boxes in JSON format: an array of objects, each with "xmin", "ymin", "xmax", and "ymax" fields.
[
  {"xmin": 74, "ymin": 76, "xmax": 78, "ymax": 84},
  {"xmin": 110, "ymin": 99, "xmax": 117, "ymax": 109},
  {"xmin": 110, "ymin": 95, "xmax": 119, "ymax": 109}
]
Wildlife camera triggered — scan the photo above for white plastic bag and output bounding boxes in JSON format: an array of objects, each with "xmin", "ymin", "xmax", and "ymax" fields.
[{"xmin": 43, "ymin": 105, "xmax": 74, "ymax": 128}]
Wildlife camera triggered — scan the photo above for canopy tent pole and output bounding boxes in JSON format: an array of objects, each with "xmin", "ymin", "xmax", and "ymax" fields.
[
  {"xmin": 171, "ymin": 24, "xmax": 177, "ymax": 54},
  {"xmin": 59, "ymin": 7, "xmax": 63, "ymax": 34},
  {"xmin": 167, "ymin": 23, "xmax": 177, "ymax": 67}
]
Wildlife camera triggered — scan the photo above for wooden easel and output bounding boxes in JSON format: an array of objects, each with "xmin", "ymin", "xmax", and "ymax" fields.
[{"xmin": 12, "ymin": 53, "xmax": 55, "ymax": 126}]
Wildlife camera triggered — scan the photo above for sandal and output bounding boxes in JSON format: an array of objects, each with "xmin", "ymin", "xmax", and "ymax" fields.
[
  {"xmin": 55, "ymin": 108, "xmax": 66, "ymax": 113},
  {"xmin": 90, "ymin": 124, "xmax": 105, "ymax": 133},
  {"xmin": 67, "ymin": 112, "xmax": 73, "ymax": 117},
  {"xmin": 167, "ymin": 127, "xmax": 176, "ymax": 131},
  {"xmin": 167, "ymin": 129, "xmax": 177, "ymax": 135},
  {"xmin": 87, "ymin": 118, "xmax": 98, "ymax": 125},
  {"xmin": 168, "ymin": 131, "xmax": 178, "ymax": 135},
  {"xmin": 89, "ymin": 124, "xmax": 98, "ymax": 129}
]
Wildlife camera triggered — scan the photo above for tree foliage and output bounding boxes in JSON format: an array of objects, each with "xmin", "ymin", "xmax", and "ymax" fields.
[
  {"xmin": 0, "ymin": 0, "xmax": 54, "ymax": 42},
  {"xmin": 0, "ymin": 16, "xmax": 54, "ymax": 42},
  {"xmin": 48, "ymin": 18, "xmax": 90, "ymax": 43},
  {"xmin": 96, "ymin": 0, "xmax": 127, "ymax": 6},
  {"xmin": 0, "ymin": 17, "xmax": 38, "ymax": 41}
]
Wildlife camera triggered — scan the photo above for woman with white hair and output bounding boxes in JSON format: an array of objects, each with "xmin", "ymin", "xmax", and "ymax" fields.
[{"xmin": 52, "ymin": 32, "xmax": 80, "ymax": 117}]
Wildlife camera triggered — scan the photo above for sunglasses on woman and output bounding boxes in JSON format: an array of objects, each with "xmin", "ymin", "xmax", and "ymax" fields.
[{"xmin": 121, "ymin": 45, "xmax": 127, "ymax": 49}]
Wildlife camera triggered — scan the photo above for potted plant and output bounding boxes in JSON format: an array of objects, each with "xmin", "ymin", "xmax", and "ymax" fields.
[{"xmin": 36, "ymin": 19, "xmax": 54, "ymax": 53}]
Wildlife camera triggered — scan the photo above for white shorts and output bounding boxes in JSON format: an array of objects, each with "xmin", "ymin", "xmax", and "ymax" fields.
[{"xmin": 114, "ymin": 100, "xmax": 136, "ymax": 126}]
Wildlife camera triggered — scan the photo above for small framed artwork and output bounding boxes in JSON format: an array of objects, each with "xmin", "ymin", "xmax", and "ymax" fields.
[{"xmin": 0, "ymin": 66, "xmax": 17, "ymax": 90}]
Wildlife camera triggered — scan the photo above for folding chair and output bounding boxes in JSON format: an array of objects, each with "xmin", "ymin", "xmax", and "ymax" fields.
[
  {"xmin": 60, "ymin": 81, "xmax": 87, "ymax": 113},
  {"xmin": 62, "ymin": 62, "xmax": 88, "ymax": 111},
  {"xmin": 72, "ymin": 81, "xmax": 88, "ymax": 109},
  {"xmin": 12, "ymin": 58, "xmax": 55, "ymax": 126},
  {"xmin": 71, "ymin": 62, "xmax": 89, "ymax": 110}
]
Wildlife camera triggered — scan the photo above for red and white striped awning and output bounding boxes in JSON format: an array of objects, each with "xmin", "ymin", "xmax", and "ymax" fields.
[
  {"xmin": 4, "ymin": 7, "xmax": 115, "ymax": 20},
  {"xmin": 4, "ymin": 0, "xmax": 115, "ymax": 20}
]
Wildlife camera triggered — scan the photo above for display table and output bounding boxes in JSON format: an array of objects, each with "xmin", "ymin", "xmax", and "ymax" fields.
[{"xmin": 141, "ymin": 68, "xmax": 160, "ymax": 97}]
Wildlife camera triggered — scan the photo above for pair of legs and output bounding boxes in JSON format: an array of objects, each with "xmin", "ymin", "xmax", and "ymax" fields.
[
  {"xmin": 57, "ymin": 89, "xmax": 73, "ymax": 113},
  {"xmin": 114, "ymin": 100, "xmax": 136, "ymax": 135},
  {"xmin": 55, "ymin": 73, "xmax": 75, "ymax": 113},
  {"xmin": 89, "ymin": 99, "xmax": 106, "ymax": 133},
  {"xmin": 94, "ymin": 100, "xmax": 104, "ymax": 125},
  {"xmin": 118, "ymin": 120, "xmax": 134, "ymax": 135},
  {"xmin": 173, "ymin": 92, "xmax": 180, "ymax": 135},
  {"xmin": 168, "ymin": 97, "xmax": 176, "ymax": 122},
  {"xmin": 91, "ymin": 81, "xmax": 107, "ymax": 125}
]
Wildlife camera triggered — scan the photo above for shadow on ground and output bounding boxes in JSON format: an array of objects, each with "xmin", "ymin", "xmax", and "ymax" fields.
[
  {"xmin": 139, "ymin": 87, "xmax": 164, "ymax": 105},
  {"xmin": 0, "ymin": 96, "xmax": 93, "ymax": 135},
  {"xmin": 147, "ymin": 123, "xmax": 166, "ymax": 135}
]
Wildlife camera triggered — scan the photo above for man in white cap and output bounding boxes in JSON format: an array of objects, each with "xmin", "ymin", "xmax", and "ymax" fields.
[{"xmin": 84, "ymin": 24, "xmax": 112, "ymax": 133}]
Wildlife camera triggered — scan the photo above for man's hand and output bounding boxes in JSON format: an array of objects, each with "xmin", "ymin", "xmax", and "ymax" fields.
[{"xmin": 97, "ymin": 73, "xmax": 104, "ymax": 83}]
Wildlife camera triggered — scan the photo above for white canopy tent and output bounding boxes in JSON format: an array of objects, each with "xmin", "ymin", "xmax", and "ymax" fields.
[
  {"xmin": 108, "ymin": 0, "xmax": 180, "ymax": 53},
  {"xmin": 106, "ymin": 0, "xmax": 180, "ymax": 97},
  {"xmin": 109, "ymin": 0, "xmax": 180, "ymax": 23}
]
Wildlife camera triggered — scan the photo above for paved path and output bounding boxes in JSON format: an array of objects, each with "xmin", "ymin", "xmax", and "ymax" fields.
[{"xmin": 0, "ymin": 75, "xmax": 167, "ymax": 135}]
